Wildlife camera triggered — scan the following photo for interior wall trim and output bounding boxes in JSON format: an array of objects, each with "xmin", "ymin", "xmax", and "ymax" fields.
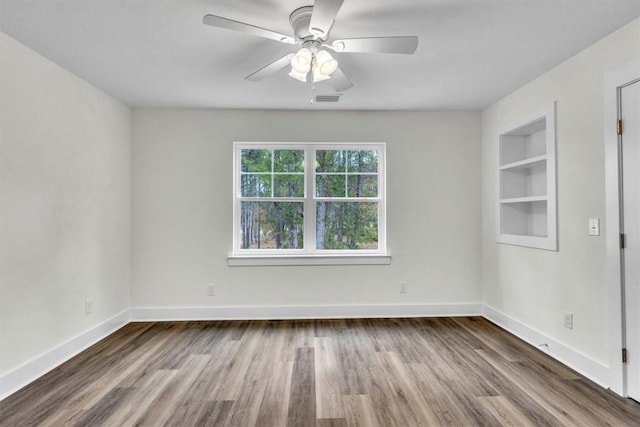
[
  {"xmin": 483, "ymin": 305, "xmax": 610, "ymax": 389},
  {"xmin": 0, "ymin": 309, "xmax": 131, "ymax": 401},
  {"xmin": 604, "ymin": 59, "xmax": 640, "ymax": 396},
  {"xmin": 129, "ymin": 303, "xmax": 483, "ymax": 321}
]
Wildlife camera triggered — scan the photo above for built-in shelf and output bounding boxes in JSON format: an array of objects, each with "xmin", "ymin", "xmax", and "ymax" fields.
[
  {"xmin": 500, "ymin": 196, "xmax": 548, "ymax": 204},
  {"xmin": 499, "ymin": 155, "xmax": 547, "ymax": 170},
  {"xmin": 497, "ymin": 103, "xmax": 557, "ymax": 251}
]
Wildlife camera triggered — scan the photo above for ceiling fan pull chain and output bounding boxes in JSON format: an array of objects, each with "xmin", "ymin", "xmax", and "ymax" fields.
[{"xmin": 310, "ymin": 83, "xmax": 316, "ymax": 105}]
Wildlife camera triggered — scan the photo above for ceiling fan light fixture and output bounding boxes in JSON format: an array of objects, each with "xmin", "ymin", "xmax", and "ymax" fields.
[
  {"xmin": 312, "ymin": 61, "xmax": 331, "ymax": 82},
  {"xmin": 315, "ymin": 49, "xmax": 338, "ymax": 76},
  {"xmin": 291, "ymin": 47, "xmax": 312, "ymax": 73},
  {"xmin": 288, "ymin": 67, "xmax": 308, "ymax": 82}
]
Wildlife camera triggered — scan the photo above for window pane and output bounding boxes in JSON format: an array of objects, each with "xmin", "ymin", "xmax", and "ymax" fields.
[
  {"xmin": 241, "ymin": 174, "xmax": 271, "ymax": 197},
  {"xmin": 274, "ymin": 174, "xmax": 304, "ymax": 197},
  {"xmin": 347, "ymin": 175, "xmax": 378, "ymax": 197},
  {"xmin": 241, "ymin": 149, "xmax": 272, "ymax": 172},
  {"xmin": 347, "ymin": 150, "xmax": 378, "ymax": 173},
  {"xmin": 274, "ymin": 150, "xmax": 304, "ymax": 173},
  {"xmin": 316, "ymin": 174, "xmax": 346, "ymax": 197},
  {"xmin": 316, "ymin": 202, "xmax": 378, "ymax": 250},
  {"xmin": 240, "ymin": 202, "xmax": 304, "ymax": 249},
  {"xmin": 236, "ymin": 143, "xmax": 384, "ymax": 255},
  {"xmin": 316, "ymin": 150, "xmax": 346, "ymax": 173}
]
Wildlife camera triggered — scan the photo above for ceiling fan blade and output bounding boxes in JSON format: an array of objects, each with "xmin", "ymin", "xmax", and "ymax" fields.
[
  {"xmin": 330, "ymin": 67, "xmax": 353, "ymax": 92},
  {"xmin": 245, "ymin": 53, "xmax": 296, "ymax": 81},
  {"xmin": 203, "ymin": 14, "xmax": 295, "ymax": 44},
  {"xmin": 308, "ymin": 0, "xmax": 344, "ymax": 38},
  {"xmin": 331, "ymin": 36, "xmax": 419, "ymax": 54}
]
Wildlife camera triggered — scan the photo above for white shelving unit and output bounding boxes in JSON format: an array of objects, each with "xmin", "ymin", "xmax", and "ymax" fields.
[{"xmin": 497, "ymin": 103, "xmax": 557, "ymax": 250}]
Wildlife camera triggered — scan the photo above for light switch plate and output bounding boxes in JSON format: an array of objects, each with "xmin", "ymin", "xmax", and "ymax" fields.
[
  {"xmin": 564, "ymin": 312, "xmax": 573, "ymax": 329},
  {"xmin": 589, "ymin": 218, "xmax": 600, "ymax": 236}
]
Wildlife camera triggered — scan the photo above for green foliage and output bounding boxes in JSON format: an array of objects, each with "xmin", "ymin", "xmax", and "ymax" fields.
[
  {"xmin": 315, "ymin": 149, "xmax": 379, "ymax": 250},
  {"xmin": 316, "ymin": 202, "xmax": 378, "ymax": 250},
  {"xmin": 240, "ymin": 149, "xmax": 305, "ymax": 249},
  {"xmin": 240, "ymin": 148, "xmax": 379, "ymax": 250},
  {"xmin": 274, "ymin": 150, "xmax": 304, "ymax": 173},
  {"xmin": 241, "ymin": 149, "xmax": 271, "ymax": 172},
  {"xmin": 241, "ymin": 202, "xmax": 303, "ymax": 249}
]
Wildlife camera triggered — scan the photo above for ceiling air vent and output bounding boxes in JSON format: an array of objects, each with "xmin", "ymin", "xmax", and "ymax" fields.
[{"xmin": 315, "ymin": 94, "xmax": 341, "ymax": 103}]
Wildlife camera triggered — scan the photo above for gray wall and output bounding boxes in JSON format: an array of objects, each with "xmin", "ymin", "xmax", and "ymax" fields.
[
  {"xmin": 481, "ymin": 19, "xmax": 640, "ymax": 365},
  {"xmin": 131, "ymin": 109, "xmax": 482, "ymax": 308},
  {"xmin": 0, "ymin": 32, "xmax": 132, "ymax": 375}
]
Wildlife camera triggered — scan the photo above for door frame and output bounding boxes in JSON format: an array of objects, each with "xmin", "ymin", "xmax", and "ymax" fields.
[{"xmin": 605, "ymin": 59, "xmax": 640, "ymax": 396}]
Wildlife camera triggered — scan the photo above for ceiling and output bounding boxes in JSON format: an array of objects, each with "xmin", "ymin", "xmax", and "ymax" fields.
[{"xmin": 1, "ymin": 0, "xmax": 639, "ymax": 110}]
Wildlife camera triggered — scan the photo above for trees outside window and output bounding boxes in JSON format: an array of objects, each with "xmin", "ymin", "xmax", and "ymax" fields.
[{"xmin": 234, "ymin": 143, "xmax": 385, "ymax": 256}]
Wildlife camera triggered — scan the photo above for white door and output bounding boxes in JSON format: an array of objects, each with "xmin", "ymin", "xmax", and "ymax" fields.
[{"xmin": 622, "ymin": 79, "xmax": 640, "ymax": 402}]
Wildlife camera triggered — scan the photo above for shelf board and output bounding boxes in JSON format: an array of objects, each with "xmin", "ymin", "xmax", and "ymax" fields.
[
  {"xmin": 497, "ymin": 232, "xmax": 556, "ymax": 251},
  {"xmin": 500, "ymin": 154, "xmax": 547, "ymax": 170},
  {"xmin": 499, "ymin": 196, "xmax": 547, "ymax": 204},
  {"xmin": 500, "ymin": 232, "xmax": 548, "ymax": 239}
]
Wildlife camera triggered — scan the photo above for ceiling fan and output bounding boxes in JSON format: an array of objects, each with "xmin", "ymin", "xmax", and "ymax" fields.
[{"xmin": 203, "ymin": 0, "xmax": 419, "ymax": 92}]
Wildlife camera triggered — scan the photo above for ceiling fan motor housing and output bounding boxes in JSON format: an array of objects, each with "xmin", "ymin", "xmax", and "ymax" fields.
[{"xmin": 290, "ymin": 6, "xmax": 324, "ymax": 42}]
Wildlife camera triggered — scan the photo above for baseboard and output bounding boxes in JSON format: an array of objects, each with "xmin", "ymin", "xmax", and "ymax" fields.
[
  {"xmin": 482, "ymin": 305, "xmax": 610, "ymax": 388},
  {"xmin": 130, "ymin": 303, "xmax": 484, "ymax": 321},
  {"xmin": 0, "ymin": 309, "xmax": 130, "ymax": 401}
]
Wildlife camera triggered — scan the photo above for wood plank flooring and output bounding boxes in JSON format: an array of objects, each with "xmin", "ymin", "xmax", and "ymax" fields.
[{"xmin": 1, "ymin": 317, "xmax": 639, "ymax": 426}]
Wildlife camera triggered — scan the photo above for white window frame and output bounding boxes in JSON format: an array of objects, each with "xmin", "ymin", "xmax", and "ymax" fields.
[{"xmin": 229, "ymin": 142, "xmax": 390, "ymax": 266}]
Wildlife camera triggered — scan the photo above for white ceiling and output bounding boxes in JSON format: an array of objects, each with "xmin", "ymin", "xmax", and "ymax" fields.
[{"xmin": 1, "ymin": 0, "xmax": 639, "ymax": 110}]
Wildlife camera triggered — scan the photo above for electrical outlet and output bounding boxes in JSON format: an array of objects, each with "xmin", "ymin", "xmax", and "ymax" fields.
[
  {"xmin": 85, "ymin": 299, "xmax": 93, "ymax": 315},
  {"xmin": 207, "ymin": 284, "xmax": 216, "ymax": 296},
  {"xmin": 563, "ymin": 311, "xmax": 573, "ymax": 329},
  {"xmin": 400, "ymin": 282, "xmax": 408, "ymax": 294}
]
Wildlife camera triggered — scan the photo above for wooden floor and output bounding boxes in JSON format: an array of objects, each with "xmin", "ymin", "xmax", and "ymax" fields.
[{"xmin": 1, "ymin": 317, "xmax": 640, "ymax": 426}]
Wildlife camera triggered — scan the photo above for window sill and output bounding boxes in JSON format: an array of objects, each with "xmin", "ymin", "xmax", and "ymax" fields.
[{"xmin": 227, "ymin": 254, "xmax": 392, "ymax": 266}]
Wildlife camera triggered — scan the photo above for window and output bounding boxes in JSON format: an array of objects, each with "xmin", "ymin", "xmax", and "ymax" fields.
[{"xmin": 232, "ymin": 142, "xmax": 386, "ymax": 262}]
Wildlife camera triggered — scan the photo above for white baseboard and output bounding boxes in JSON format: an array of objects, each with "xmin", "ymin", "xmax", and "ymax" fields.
[
  {"xmin": 0, "ymin": 309, "xmax": 130, "ymax": 401},
  {"xmin": 130, "ymin": 303, "xmax": 483, "ymax": 321},
  {"xmin": 482, "ymin": 305, "xmax": 610, "ymax": 388}
]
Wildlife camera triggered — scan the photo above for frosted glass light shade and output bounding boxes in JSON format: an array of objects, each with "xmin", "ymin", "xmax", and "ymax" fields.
[
  {"xmin": 291, "ymin": 48, "xmax": 312, "ymax": 73},
  {"xmin": 289, "ymin": 67, "xmax": 308, "ymax": 82},
  {"xmin": 315, "ymin": 50, "xmax": 338, "ymax": 76},
  {"xmin": 312, "ymin": 61, "xmax": 330, "ymax": 82}
]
